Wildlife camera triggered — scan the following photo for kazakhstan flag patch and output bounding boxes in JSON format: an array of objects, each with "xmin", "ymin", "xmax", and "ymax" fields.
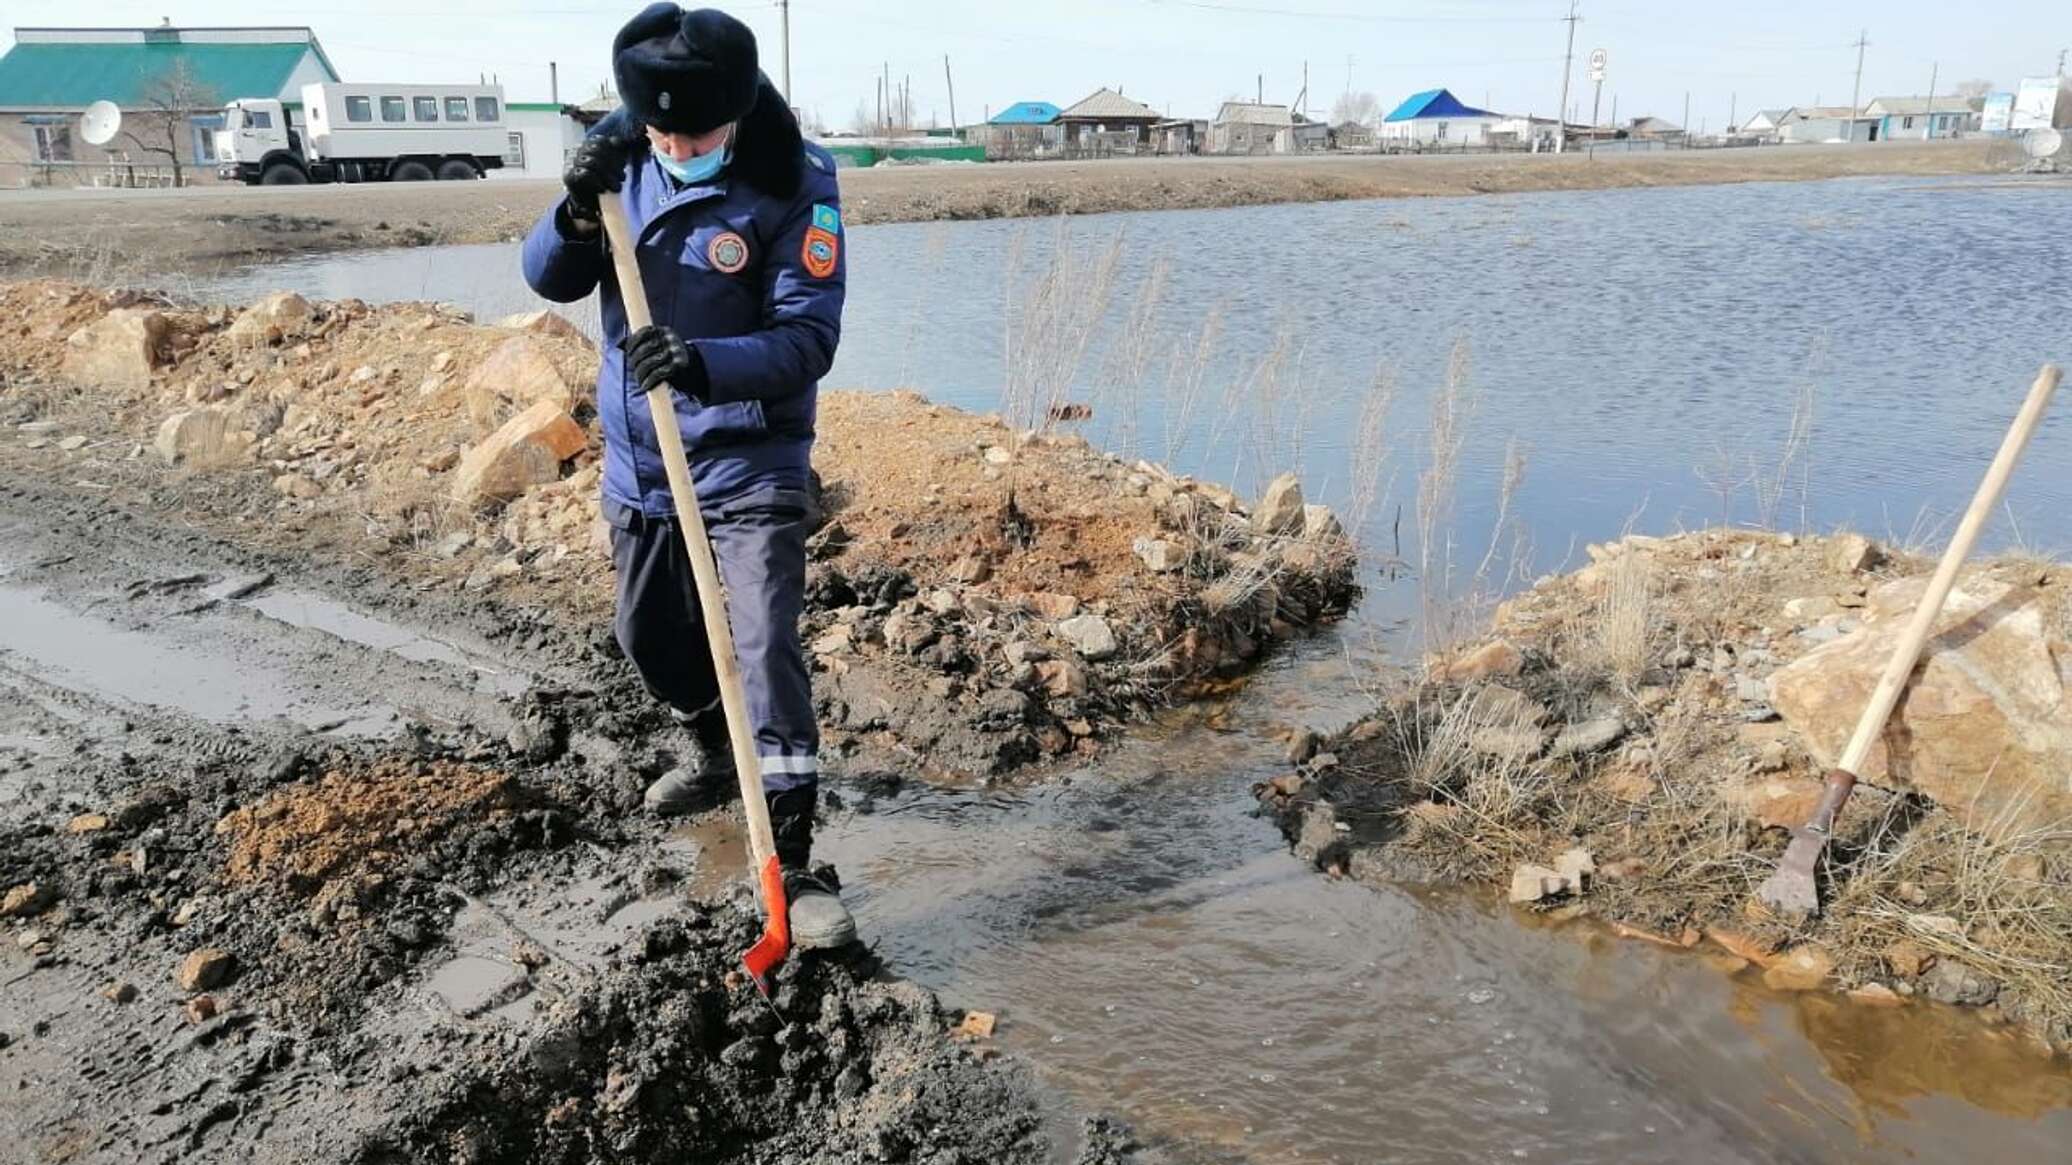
[{"xmin": 811, "ymin": 203, "xmax": 841, "ymax": 235}]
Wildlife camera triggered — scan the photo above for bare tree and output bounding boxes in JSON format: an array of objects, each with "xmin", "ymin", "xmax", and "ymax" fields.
[
  {"xmin": 1331, "ymin": 90, "xmax": 1380, "ymax": 126},
  {"xmin": 1951, "ymin": 79, "xmax": 1996, "ymax": 101},
  {"xmin": 848, "ymin": 99, "xmax": 875, "ymax": 136},
  {"xmin": 121, "ymin": 60, "xmax": 216, "ymax": 186}
]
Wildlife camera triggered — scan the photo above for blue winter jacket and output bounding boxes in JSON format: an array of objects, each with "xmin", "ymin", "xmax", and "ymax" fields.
[{"xmin": 521, "ymin": 106, "xmax": 845, "ymax": 517}]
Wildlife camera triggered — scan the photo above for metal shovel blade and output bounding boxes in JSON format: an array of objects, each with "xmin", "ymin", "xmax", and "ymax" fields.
[
  {"xmin": 1755, "ymin": 831, "xmax": 1825, "ymax": 917},
  {"xmin": 741, "ymin": 853, "xmax": 792, "ymax": 998}
]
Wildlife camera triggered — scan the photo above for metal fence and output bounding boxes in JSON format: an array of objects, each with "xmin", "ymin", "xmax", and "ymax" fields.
[{"xmin": 1, "ymin": 159, "xmax": 197, "ymax": 188}]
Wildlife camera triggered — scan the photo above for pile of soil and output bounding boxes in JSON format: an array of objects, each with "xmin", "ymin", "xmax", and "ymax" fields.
[
  {"xmin": 1258, "ymin": 528, "xmax": 2072, "ymax": 1051},
  {"xmin": 0, "ymin": 280, "xmax": 1357, "ymax": 780}
]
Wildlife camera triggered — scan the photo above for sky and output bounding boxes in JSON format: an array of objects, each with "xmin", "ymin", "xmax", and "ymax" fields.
[{"xmin": 5, "ymin": 1, "xmax": 2067, "ymax": 132}]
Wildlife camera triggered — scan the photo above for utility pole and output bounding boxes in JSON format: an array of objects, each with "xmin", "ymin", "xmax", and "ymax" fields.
[
  {"xmin": 1257, "ymin": 73, "xmax": 1263, "ymax": 105},
  {"xmin": 1923, "ymin": 60, "xmax": 1938, "ymax": 140},
  {"xmin": 1344, "ymin": 54, "xmax": 1353, "ymax": 103},
  {"xmin": 945, "ymin": 55, "xmax": 958, "ymax": 133},
  {"xmin": 777, "ymin": 0, "xmax": 791, "ymax": 102},
  {"xmin": 1555, "ymin": 0, "xmax": 1580, "ymax": 153},
  {"xmin": 1728, "ymin": 92, "xmax": 1736, "ymax": 131},
  {"xmin": 549, "ymin": 61, "xmax": 559, "ymax": 105},
  {"xmin": 1850, "ymin": 29, "xmax": 1870, "ymax": 142},
  {"xmin": 1302, "ymin": 60, "xmax": 1309, "ymax": 118},
  {"xmin": 1683, "ymin": 91, "xmax": 1690, "ymax": 148}
]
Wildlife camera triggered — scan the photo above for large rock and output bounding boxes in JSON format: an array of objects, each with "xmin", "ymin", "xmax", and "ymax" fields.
[
  {"xmin": 495, "ymin": 309, "xmax": 594, "ymax": 348},
  {"xmin": 62, "ymin": 308, "xmax": 169, "ymax": 390},
  {"xmin": 451, "ymin": 397, "xmax": 587, "ymax": 506},
  {"xmin": 463, "ymin": 336, "xmax": 581, "ymax": 431},
  {"xmin": 1253, "ymin": 473, "xmax": 1305, "ymax": 536},
  {"xmin": 1056, "ymin": 615, "xmax": 1118, "ymax": 661},
  {"xmin": 154, "ymin": 407, "xmax": 248, "ymax": 468},
  {"xmin": 1769, "ymin": 576, "xmax": 2072, "ymax": 835},
  {"xmin": 226, "ymin": 291, "xmax": 313, "ymax": 343}
]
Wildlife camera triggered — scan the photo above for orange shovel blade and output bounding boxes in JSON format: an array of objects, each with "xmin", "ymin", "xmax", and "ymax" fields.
[{"xmin": 741, "ymin": 853, "xmax": 791, "ymax": 997}]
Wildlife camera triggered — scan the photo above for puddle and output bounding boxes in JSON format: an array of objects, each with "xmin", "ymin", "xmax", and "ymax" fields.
[
  {"xmin": 793, "ymin": 638, "xmax": 2072, "ymax": 1164},
  {"xmin": 423, "ymin": 954, "xmax": 533, "ymax": 1020},
  {"xmin": 0, "ymin": 582, "xmax": 397, "ymax": 735},
  {"xmin": 243, "ymin": 589, "xmax": 533, "ymax": 698}
]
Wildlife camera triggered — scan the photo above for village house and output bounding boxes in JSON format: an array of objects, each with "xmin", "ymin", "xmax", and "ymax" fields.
[
  {"xmin": 1151, "ymin": 117, "xmax": 1205, "ymax": 155},
  {"xmin": 1625, "ymin": 116, "xmax": 1686, "ymax": 144},
  {"xmin": 1777, "ymin": 105, "xmax": 1878, "ymax": 143},
  {"xmin": 979, "ymin": 99, "xmax": 1062, "ymax": 160},
  {"xmin": 1207, "ymin": 101, "xmax": 1293, "ymax": 154},
  {"xmin": 1054, "ymin": 87, "xmax": 1162, "ymax": 156},
  {"xmin": 1862, "ymin": 96, "xmax": 1977, "ymax": 140},
  {"xmin": 1378, "ymin": 87, "xmax": 1504, "ymax": 150},
  {"xmin": 0, "ymin": 22, "xmax": 339, "ymax": 185}
]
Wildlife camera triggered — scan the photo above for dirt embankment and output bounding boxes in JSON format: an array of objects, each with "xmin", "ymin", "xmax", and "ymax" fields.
[
  {"xmin": 0, "ymin": 139, "xmax": 2004, "ymax": 278},
  {"xmin": 0, "ymin": 280, "xmax": 1355, "ymax": 783},
  {"xmin": 1258, "ymin": 527, "xmax": 2072, "ymax": 1052}
]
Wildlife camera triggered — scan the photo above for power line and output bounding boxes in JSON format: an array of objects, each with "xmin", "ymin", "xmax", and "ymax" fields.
[{"xmin": 1138, "ymin": 0, "xmax": 1560, "ymax": 22}]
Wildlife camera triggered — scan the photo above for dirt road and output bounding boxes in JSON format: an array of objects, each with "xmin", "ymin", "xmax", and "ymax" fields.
[{"xmin": 0, "ymin": 139, "xmax": 2001, "ymax": 279}]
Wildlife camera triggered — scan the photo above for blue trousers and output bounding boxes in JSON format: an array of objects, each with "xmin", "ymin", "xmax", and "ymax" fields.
[{"xmin": 605, "ymin": 487, "xmax": 819, "ymax": 800}]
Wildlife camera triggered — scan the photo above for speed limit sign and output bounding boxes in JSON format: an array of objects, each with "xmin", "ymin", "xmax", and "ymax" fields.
[{"xmin": 1588, "ymin": 48, "xmax": 1608, "ymax": 81}]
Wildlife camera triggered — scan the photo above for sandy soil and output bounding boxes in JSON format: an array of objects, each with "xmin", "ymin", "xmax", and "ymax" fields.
[{"xmin": 0, "ymin": 139, "xmax": 2003, "ymax": 278}]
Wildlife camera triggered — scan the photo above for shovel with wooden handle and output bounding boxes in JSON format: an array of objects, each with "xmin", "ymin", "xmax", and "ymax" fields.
[
  {"xmin": 1757, "ymin": 363, "xmax": 2060, "ymax": 917},
  {"xmin": 596, "ymin": 194, "xmax": 790, "ymax": 995}
]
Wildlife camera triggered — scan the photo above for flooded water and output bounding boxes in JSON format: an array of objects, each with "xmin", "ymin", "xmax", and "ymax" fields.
[
  {"xmin": 666, "ymin": 638, "xmax": 2072, "ymax": 1164},
  {"xmin": 180, "ymin": 177, "xmax": 2072, "ymax": 1160},
  {"xmin": 196, "ymin": 174, "xmax": 2072, "ymax": 637}
]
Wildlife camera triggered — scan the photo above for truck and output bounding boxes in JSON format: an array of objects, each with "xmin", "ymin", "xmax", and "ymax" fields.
[{"xmin": 217, "ymin": 82, "xmax": 511, "ymax": 185}]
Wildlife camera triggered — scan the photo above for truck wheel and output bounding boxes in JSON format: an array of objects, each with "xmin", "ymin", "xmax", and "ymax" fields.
[
  {"xmin": 436, "ymin": 159, "xmax": 481, "ymax": 181},
  {"xmin": 260, "ymin": 163, "xmax": 307, "ymax": 185},
  {"xmin": 390, "ymin": 160, "xmax": 435, "ymax": 182}
]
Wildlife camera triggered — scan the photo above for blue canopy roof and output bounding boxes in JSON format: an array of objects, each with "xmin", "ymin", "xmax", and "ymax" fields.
[
  {"xmin": 1383, "ymin": 88, "xmax": 1496, "ymax": 123},
  {"xmin": 991, "ymin": 100, "xmax": 1060, "ymax": 125}
]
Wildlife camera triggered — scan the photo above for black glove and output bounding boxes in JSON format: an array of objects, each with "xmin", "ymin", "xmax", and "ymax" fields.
[
  {"xmin": 562, "ymin": 134, "xmax": 628, "ymax": 224},
  {"xmin": 623, "ymin": 324, "xmax": 709, "ymax": 400}
]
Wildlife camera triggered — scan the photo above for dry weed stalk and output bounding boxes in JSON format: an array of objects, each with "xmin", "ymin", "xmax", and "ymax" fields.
[
  {"xmin": 1415, "ymin": 337, "xmax": 1473, "ymax": 656},
  {"xmin": 1594, "ymin": 553, "xmax": 1655, "ymax": 682}
]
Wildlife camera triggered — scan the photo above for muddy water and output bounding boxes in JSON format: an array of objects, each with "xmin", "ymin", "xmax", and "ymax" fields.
[{"xmin": 669, "ymin": 638, "xmax": 2071, "ymax": 1163}]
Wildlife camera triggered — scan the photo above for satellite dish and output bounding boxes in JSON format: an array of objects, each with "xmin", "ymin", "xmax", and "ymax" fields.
[
  {"xmin": 2024, "ymin": 127, "xmax": 2065, "ymax": 159},
  {"xmin": 79, "ymin": 100, "xmax": 122, "ymax": 146}
]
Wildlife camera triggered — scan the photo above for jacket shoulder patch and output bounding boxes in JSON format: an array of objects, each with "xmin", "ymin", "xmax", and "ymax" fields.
[
  {"xmin": 811, "ymin": 203, "xmax": 841, "ymax": 235},
  {"xmin": 801, "ymin": 226, "xmax": 839, "ymax": 279}
]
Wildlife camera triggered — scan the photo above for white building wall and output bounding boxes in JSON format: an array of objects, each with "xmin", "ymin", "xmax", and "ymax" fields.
[
  {"xmin": 496, "ymin": 108, "xmax": 584, "ymax": 178},
  {"xmin": 277, "ymin": 50, "xmax": 334, "ymax": 100},
  {"xmin": 1379, "ymin": 115, "xmax": 1500, "ymax": 147}
]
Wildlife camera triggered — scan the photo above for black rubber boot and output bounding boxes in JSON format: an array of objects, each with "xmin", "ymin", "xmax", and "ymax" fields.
[
  {"xmin": 768, "ymin": 788, "xmax": 856, "ymax": 951},
  {"xmin": 643, "ymin": 708, "xmax": 736, "ymax": 815}
]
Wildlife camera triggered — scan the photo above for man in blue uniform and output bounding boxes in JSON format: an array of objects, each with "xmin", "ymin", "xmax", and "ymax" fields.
[{"xmin": 521, "ymin": 3, "xmax": 852, "ymax": 948}]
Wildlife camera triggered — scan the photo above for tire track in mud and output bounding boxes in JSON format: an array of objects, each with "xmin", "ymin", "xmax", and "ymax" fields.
[{"xmin": 0, "ymin": 479, "xmax": 1159, "ymax": 1164}]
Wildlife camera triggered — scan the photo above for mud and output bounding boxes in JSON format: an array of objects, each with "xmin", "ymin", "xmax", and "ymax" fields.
[{"xmin": 0, "ymin": 474, "xmax": 1164, "ymax": 1163}]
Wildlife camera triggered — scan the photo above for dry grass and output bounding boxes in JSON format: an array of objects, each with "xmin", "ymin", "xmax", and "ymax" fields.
[{"xmin": 1592, "ymin": 554, "xmax": 1656, "ymax": 682}]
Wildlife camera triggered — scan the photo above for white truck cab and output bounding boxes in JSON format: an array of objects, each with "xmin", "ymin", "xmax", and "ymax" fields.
[{"xmin": 218, "ymin": 83, "xmax": 509, "ymax": 185}]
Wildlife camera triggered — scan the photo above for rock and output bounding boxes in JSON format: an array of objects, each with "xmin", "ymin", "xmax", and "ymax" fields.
[
  {"xmin": 1768, "ymin": 576, "xmax": 2072, "ymax": 834},
  {"xmin": 1507, "ymin": 864, "xmax": 1570, "ymax": 904},
  {"xmin": 1707, "ymin": 929, "xmax": 1777, "ymax": 965},
  {"xmin": 1301, "ymin": 503, "xmax": 1344, "ymax": 543},
  {"xmin": 1132, "ymin": 537, "xmax": 1184, "ymax": 573},
  {"xmin": 430, "ymin": 350, "xmax": 456, "ymax": 373},
  {"xmin": 1002, "ymin": 640, "xmax": 1048, "ymax": 666},
  {"xmin": 1253, "ymin": 473, "xmax": 1305, "ymax": 536},
  {"xmin": 154, "ymin": 408, "xmax": 248, "ymax": 468},
  {"xmin": 1761, "ymin": 946, "xmax": 1834, "ymax": 992},
  {"xmin": 1025, "ymin": 592, "xmax": 1081, "ymax": 621},
  {"xmin": 226, "ymin": 291, "xmax": 313, "ymax": 343},
  {"xmin": 1734, "ymin": 676, "xmax": 1770, "ymax": 703},
  {"xmin": 947, "ymin": 554, "xmax": 992, "ymax": 585},
  {"xmin": 982, "ymin": 445, "xmax": 1013, "ymax": 466},
  {"xmin": 1, "ymin": 882, "xmax": 54, "ymax": 918},
  {"xmin": 1884, "ymin": 939, "xmax": 1936, "ymax": 978},
  {"xmin": 100, "ymin": 981, "xmax": 138, "ymax": 1004},
  {"xmin": 1754, "ymin": 740, "xmax": 1790, "ymax": 773},
  {"xmin": 184, "ymin": 995, "xmax": 219, "ymax": 1024},
  {"xmin": 1432, "ymin": 639, "xmax": 1525, "ymax": 682},
  {"xmin": 1057, "ymin": 615, "xmax": 1118, "ymax": 661},
  {"xmin": 1551, "ymin": 717, "xmax": 1624, "ymax": 758},
  {"xmin": 1784, "ymin": 596, "xmax": 1842, "ymax": 621},
  {"xmin": 1465, "ymin": 685, "xmax": 1550, "ymax": 727},
  {"xmin": 495, "ymin": 309, "xmax": 592, "ymax": 347},
  {"xmin": 1923, "ymin": 960, "xmax": 1998, "ymax": 1006},
  {"xmin": 56, "ymin": 434, "xmax": 88, "ymax": 451},
  {"xmin": 62, "ymin": 308, "xmax": 169, "ymax": 389},
  {"xmin": 349, "ymin": 365, "xmax": 380, "ymax": 385},
  {"xmin": 1553, "ymin": 847, "xmax": 1595, "ymax": 885},
  {"xmin": 1193, "ymin": 481, "xmax": 1241, "ymax": 512},
  {"xmin": 1727, "ymin": 775, "xmax": 1823, "ymax": 829},
  {"xmin": 1035, "ymin": 659, "xmax": 1088, "ymax": 698},
  {"xmin": 975, "ymin": 688, "xmax": 1032, "ymax": 728},
  {"xmin": 176, "ymin": 948, "xmax": 235, "ymax": 993},
  {"xmin": 66, "ymin": 813, "xmax": 111, "ymax": 834},
  {"xmin": 1826, "ymin": 533, "xmax": 1882, "ymax": 574},
  {"xmin": 463, "ymin": 336, "xmax": 579, "ymax": 430},
  {"xmin": 451, "ymin": 398, "xmax": 586, "ymax": 506},
  {"xmin": 957, "ymin": 1010, "xmax": 997, "ymax": 1039},
  {"xmin": 922, "ymin": 589, "xmax": 960, "ymax": 616},
  {"xmin": 1849, "ymin": 983, "xmax": 1904, "ymax": 1007}
]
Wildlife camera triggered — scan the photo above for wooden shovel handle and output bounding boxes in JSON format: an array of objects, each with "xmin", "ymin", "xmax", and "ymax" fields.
[
  {"xmin": 597, "ymin": 195, "xmax": 781, "ymax": 872},
  {"xmin": 1837, "ymin": 364, "xmax": 2060, "ymax": 775}
]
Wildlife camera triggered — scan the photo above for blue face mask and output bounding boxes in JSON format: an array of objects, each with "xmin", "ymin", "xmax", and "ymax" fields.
[{"xmin": 654, "ymin": 131, "xmax": 731, "ymax": 185}]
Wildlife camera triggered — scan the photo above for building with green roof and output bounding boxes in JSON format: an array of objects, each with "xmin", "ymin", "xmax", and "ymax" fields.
[{"xmin": 0, "ymin": 22, "xmax": 339, "ymax": 185}]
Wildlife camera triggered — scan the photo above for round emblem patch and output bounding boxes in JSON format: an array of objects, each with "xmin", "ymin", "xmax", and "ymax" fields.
[
  {"xmin": 801, "ymin": 226, "xmax": 839, "ymax": 278},
  {"xmin": 707, "ymin": 231, "xmax": 749, "ymax": 274}
]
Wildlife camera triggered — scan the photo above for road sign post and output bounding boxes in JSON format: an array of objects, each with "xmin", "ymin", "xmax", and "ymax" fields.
[{"xmin": 1587, "ymin": 49, "xmax": 1607, "ymax": 157}]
